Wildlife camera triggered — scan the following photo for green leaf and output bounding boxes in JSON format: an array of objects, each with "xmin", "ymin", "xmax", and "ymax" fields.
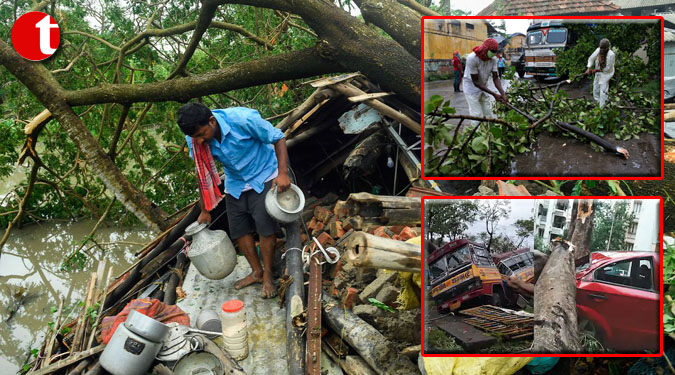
[
  {"xmin": 517, "ymin": 145, "xmax": 529, "ymax": 153},
  {"xmin": 471, "ymin": 136, "xmax": 487, "ymax": 154},
  {"xmin": 489, "ymin": 126, "xmax": 502, "ymax": 139}
]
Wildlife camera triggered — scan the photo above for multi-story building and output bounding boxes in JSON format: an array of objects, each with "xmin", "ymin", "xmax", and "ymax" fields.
[
  {"xmin": 624, "ymin": 200, "xmax": 661, "ymax": 251},
  {"xmin": 533, "ymin": 199, "xmax": 573, "ymax": 243}
]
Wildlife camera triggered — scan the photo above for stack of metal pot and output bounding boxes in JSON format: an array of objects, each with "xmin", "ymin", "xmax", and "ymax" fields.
[{"xmin": 100, "ymin": 309, "xmax": 170, "ymax": 375}]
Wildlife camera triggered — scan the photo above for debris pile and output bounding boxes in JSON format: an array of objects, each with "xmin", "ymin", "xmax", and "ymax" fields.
[{"xmin": 289, "ymin": 192, "xmax": 423, "ymax": 375}]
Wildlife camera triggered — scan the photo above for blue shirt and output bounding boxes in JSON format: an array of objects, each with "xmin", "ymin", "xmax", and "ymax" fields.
[
  {"xmin": 186, "ymin": 107, "xmax": 284, "ymax": 199},
  {"xmin": 498, "ymin": 57, "xmax": 505, "ymax": 68}
]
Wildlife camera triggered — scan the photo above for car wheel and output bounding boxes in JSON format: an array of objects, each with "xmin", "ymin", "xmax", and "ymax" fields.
[{"xmin": 578, "ymin": 318, "xmax": 605, "ymax": 349}]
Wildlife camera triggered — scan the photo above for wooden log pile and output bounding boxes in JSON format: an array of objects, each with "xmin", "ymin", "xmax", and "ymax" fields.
[{"xmin": 293, "ymin": 192, "xmax": 423, "ymax": 375}]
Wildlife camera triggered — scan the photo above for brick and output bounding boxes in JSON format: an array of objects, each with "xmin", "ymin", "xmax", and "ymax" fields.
[
  {"xmin": 359, "ymin": 272, "xmax": 398, "ymax": 302},
  {"xmin": 316, "ymin": 231, "xmax": 335, "ymax": 247},
  {"xmin": 307, "ymin": 217, "xmax": 318, "ymax": 230},
  {"xmin": 389, "ymin": 225, "xmax": 405, "ymax": 235},
  {"xmin": 342, "ymin": 287, "xmax": 360, "ymax": 309},
  {"xmin": 311, "ymin": 221, "xmax": 325, "ymax": 237},
  {"xmin": 373, "ymin": 226, "xmax": 391, "ymax": 239},
  {"xmin": 314, "ymin": 206, "xmax": 333, "ymax": 223},
  {"xmin": 375, "ymin": 285, "xmax": 400, "ymax": 306},
  {"xmin": 353, "ymin": 304, "xmax": 380, "ymax": 325},
  {"xmin": 398, "ymin": 226, "xmax": 417, "ymax": 241},
  {"xmin": 329, "ymin": 220, "xmax": 345, "ymax": 239}
]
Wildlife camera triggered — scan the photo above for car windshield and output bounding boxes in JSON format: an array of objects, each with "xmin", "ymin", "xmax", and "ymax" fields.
[
  {"xmin": 429, "ymin": 256, "xmax": 447, "ymax": 280},
  {"xmin": 528, "ymin": 31, "xmax": 542, "ymax": 45},
  {"xmin": 446, "ymin": 246, "xmax": 471, "ymax": 271},
  {"xmin": 546, "ymin": 29, "xmax": 567, "ymax": 44}
]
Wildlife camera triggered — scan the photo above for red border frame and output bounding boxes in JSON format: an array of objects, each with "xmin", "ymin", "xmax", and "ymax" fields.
[
  {"xmin": 421, "ymin": 16, "xmax": 665, "ymax": 180},
  {"xmin": 420, "ymin": 196, "xmax": 664, "ymax": 357}
]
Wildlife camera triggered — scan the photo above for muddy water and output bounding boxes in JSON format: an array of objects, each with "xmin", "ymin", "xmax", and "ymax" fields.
[{"xmin": 0, "ymin": 220, "xmax": 153, "ymax": 373}]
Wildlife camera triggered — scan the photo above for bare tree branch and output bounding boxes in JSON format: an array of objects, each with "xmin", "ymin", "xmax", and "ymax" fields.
[{"xmin": 168, "ymin": 0, "xmax": 221, "ymax": 79}]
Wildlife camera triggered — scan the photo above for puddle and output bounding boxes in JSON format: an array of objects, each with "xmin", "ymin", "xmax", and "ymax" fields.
[
  {"xmin": 0, "ymin": 221, "xmax": 153, "ymax": 373},
  {"xmin": 508, "ymin": 131, "xmax": 660, "ymax": 177}
]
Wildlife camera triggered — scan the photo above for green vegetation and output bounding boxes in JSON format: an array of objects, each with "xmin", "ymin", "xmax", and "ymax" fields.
[{"xmin": 425, "ymin": 22, "xmax": 660, "ymax": 177}]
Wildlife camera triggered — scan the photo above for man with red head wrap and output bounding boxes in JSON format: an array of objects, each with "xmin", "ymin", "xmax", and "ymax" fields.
[{"xmin": 462, "ymin": 38, "xmax": 508, "ymax": 126}]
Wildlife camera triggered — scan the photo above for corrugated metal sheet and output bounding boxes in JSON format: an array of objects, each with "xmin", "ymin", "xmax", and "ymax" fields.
[
  {"xmin": 612, "ymin": 0, "xmax": 675, "ymax": 9},
  {"xmin": 178, "ymin": 256, "xmax": 288, "ymax": 375}
]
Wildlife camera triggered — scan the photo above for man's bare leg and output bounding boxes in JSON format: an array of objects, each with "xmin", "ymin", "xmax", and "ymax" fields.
[
  {"xmin": 259, "ymin": 234, "xmax": 277, "ymax": 298},
  {"xmin": 234, "ymin": 234, "xmax": 263, "ymax": 289}
]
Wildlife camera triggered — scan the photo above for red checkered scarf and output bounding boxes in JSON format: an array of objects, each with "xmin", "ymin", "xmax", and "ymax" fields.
[{"xmin": 193, "ymin": 141, "xmax": 222, "ymax": 211}]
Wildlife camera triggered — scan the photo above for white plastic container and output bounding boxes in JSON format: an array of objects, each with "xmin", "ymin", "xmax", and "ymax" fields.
[{"xmin": 219, "ymin": 299, "xmax": 249, "ymax": 360}]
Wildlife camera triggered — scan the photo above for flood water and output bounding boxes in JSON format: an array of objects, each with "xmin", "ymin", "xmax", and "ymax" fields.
[{"xmin": 0, "ymin": 220, "xmax": 153, "ymax": 373}]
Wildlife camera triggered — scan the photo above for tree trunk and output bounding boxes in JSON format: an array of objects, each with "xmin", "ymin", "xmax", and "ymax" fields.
[
  {"xmin": 0, "ymin": 41, "xmax": 168, "ymax": 232},
  {"xmin": 322, "ymin": 295, "xmax": 420, "ymax": 375},
  {"xmin": 352, "ymin": 0, "xmax": 421, "ymax": 60},
  {"xmin": 532, "ymin": 243, "xmax": 581, "ymax": 353},
  {"xmin": 569, "ymin": 199, "xmax": 594, "ymax": 265}
]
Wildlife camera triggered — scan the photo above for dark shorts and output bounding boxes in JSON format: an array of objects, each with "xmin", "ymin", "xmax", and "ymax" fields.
[{"xmin": 225, "ymin": 179, "xmax": 280, "ymax": 240}]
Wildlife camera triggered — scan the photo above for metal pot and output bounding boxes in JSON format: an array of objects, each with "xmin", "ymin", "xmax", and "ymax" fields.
[
  {"xmin": 100, "ymin": 323, "xmax": 165, "ymax": 375},
  {"xmin": 195, "ymin": 310, "xmax": 221, "ymax": 339},
  {"xmin": 125, "ymin": 309, "xmax": 170, "ymax": 342},
  {"xmin": 173, "ymin": 351, "xmax": 223, "ymax": 375},
  {"xmin": 264, "ymin": 183, "xmax": 305, "ymax": 223},
  {"xmin": 184, "ymin": 222, "xmax": 237, "ymax": 280}
]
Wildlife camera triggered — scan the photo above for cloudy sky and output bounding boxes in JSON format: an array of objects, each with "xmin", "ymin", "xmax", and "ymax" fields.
[{"xmin": 430, "ymin": 199, "xmax": 536, "ymax": 248}]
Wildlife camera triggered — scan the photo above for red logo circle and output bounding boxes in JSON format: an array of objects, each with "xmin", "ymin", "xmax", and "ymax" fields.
[{"xmin": 11, "ymin": 12, "xmax": 60, "ymax": 61}]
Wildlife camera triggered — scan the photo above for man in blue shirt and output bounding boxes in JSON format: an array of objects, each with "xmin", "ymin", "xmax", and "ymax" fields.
[{"xmin": 178, "ymin": 102, "xmax": 290, "ymax": 298}]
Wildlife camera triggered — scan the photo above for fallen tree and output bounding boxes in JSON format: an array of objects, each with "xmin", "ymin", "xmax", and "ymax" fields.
[{"xmin": 533, "ymin": 199, "xmax": 595, "ymax": 353}]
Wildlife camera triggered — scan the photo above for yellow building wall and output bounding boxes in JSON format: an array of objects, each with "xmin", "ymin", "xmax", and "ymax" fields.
[{"xmin": 424, "ymin": 19, "xmax": 488, "ymax": 61}]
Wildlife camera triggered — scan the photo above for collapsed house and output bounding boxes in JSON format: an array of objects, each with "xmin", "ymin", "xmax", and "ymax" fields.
[{"xmin": 24, "ymin": 74, "xmax": 433, "ymax": 375}]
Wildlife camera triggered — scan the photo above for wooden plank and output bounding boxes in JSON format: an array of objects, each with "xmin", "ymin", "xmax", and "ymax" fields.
[
  {"xmin": 309, "ymin": 72, "xmax": 361, "ymax": 88},
  {"xmin": 284, "ymin": 99, "xmax": 329, "ymax": 137},
  {"xmin": 347, "ymin": 92, "xmax": 392, "ymax": 103},
  {"xmin": 432, "ymin": 318, "xmax": 496, "ymax": 351}
]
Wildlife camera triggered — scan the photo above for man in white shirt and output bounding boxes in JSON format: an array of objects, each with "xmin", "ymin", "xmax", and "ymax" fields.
[
  {"xmin": 462, "ymin": 38, "xmax": 508, "ymax": 126},
  {"xmin": 585, "ymin": 38, "xmax": 616, "ymax": 108}
]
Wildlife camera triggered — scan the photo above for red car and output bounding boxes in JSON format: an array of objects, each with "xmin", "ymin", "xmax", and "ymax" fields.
[{"xmin": 575, "ymin": 251, "xmax": 660, "ymax": 352}]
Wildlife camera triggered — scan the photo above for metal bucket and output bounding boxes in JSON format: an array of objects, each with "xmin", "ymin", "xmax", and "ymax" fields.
[{"xmin": 264, "ymin": 184, "xmax": 305, "ymax": 223}]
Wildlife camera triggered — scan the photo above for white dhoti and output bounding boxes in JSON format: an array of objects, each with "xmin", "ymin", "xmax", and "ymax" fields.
[
  {"xmin": 593, "ymin": 76, "xmax": 609, "ymax": 108},
  {"xmin": 464, "ymin": 91, "xmax": 495, "ymax": 126}
]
